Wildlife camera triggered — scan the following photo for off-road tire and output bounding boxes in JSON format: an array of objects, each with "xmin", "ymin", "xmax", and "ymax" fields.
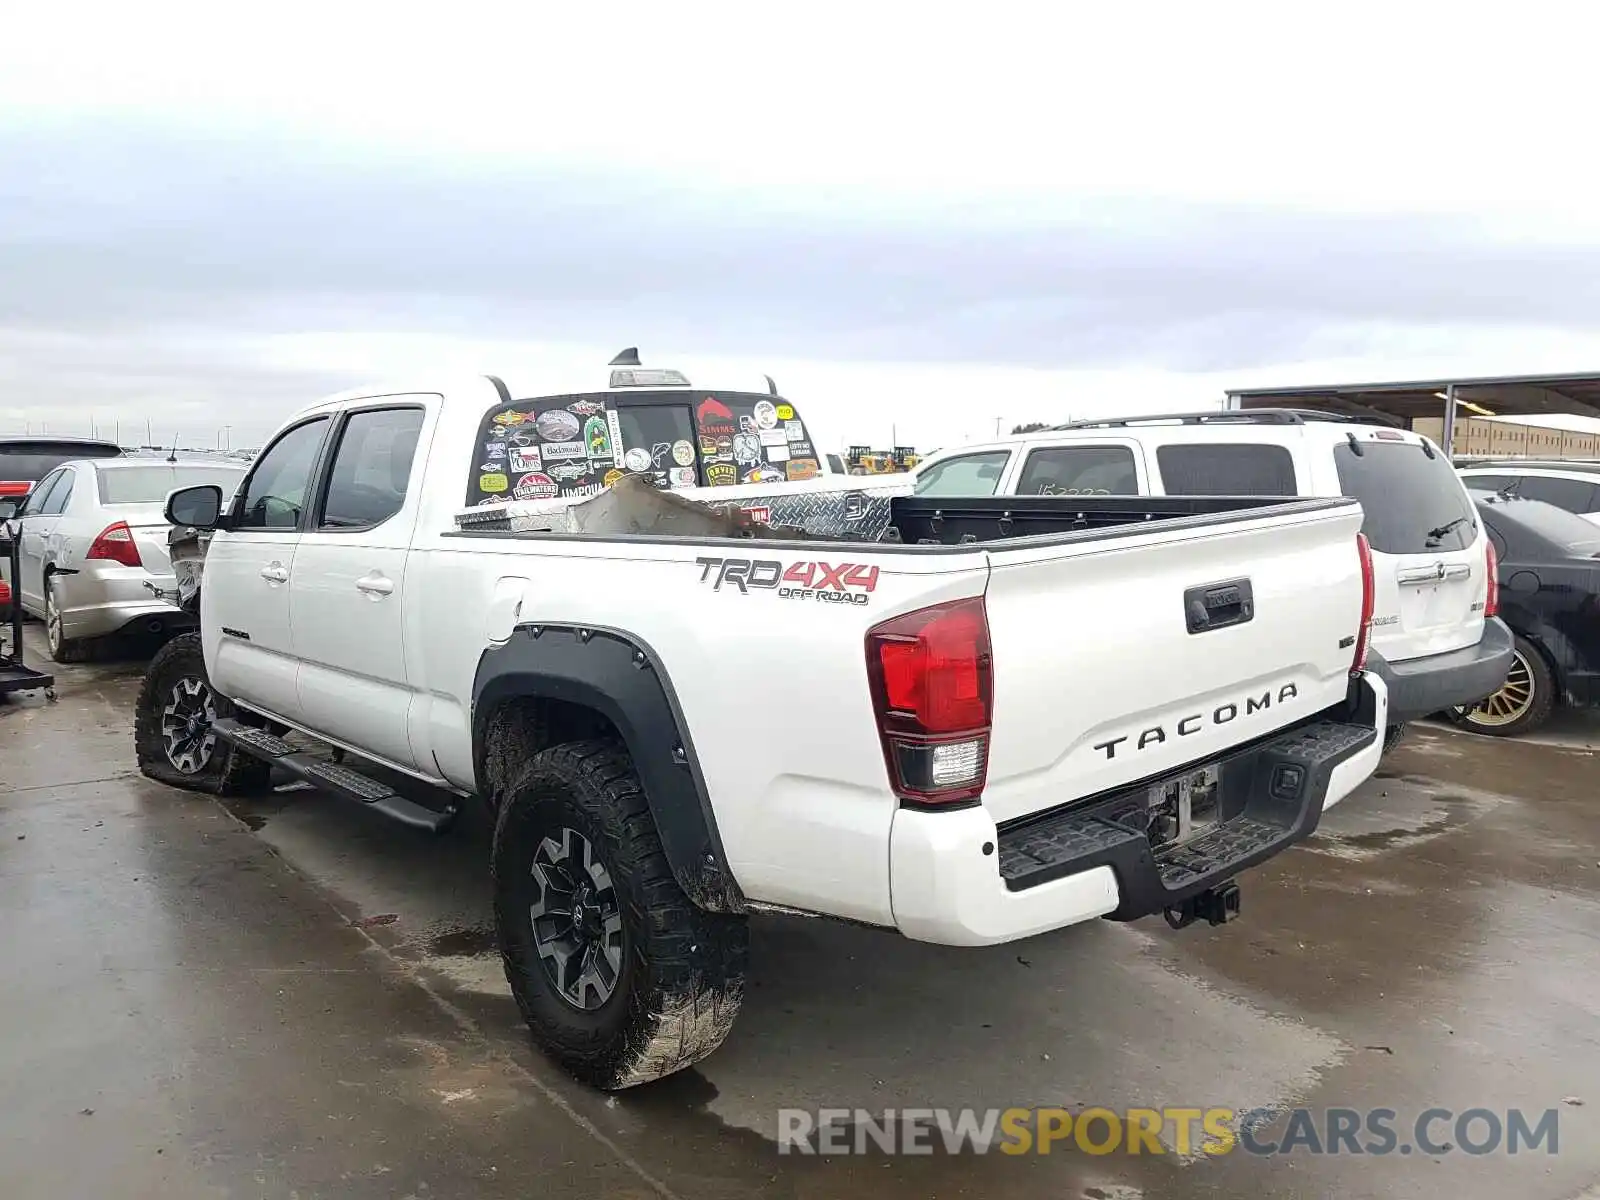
[
  {"xmin": 492, "ymin": 738, "xmax": 748, "ymax": 1090},
  {"xmin": 134, "ymin": 632, "xmax": 272, "ymax": 795},
  {"xmin": 45, "ymin": 578, "xmax": 92, "ymax": 664},
  {"xmin": 1382, "ymin": 723, "xmax": 1407, "ymax": 754},
  {"xmin": 1444, "ymin": 633, "xmax": 1557, "ymax": 738}
]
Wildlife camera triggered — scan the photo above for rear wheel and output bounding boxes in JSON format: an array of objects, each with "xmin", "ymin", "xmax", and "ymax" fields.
[
  {"xmin": 134, "ymin": 632, "xmax": 272, "ymax": 794},
  {"xmin": 492, "ymin": 739, "xmax": 748, "ymax": 1090},
  {"xmin": 1446, "ymin": 634, "xmax": 1556, "ymax": 738},
  {"xmin": 44, "ymin": 578, "xmax": 92, "ymax": 664}
]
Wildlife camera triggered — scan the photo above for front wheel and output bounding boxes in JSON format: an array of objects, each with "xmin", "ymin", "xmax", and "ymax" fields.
[
  {"xmin": 1445, "ymin": 633, "xmax": 1557, "ymax": 738},
  {"xmin": 134, "ymin": 632, "xmax": 272, "ymax": 794},
  {"xmin": 492, "ymin": 739, "xmax": 748, "ymax": 1090}
]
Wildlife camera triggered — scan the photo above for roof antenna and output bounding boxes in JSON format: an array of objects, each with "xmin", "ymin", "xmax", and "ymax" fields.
[
  {"xmin": 764, "ymin": 374, "xmax": 779, "ymax": 396},
  {"xmin": 609, "ymin": 347, "xmax": 641, "ymax": 367}
]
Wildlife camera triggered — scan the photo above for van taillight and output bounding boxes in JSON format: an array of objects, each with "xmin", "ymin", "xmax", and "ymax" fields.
[
  {"xmin": 87, "ymin": 521, "xmax": 142, "ymax": 568},
  {"xmin": 1484, "ymin": 539, "xmax": 1499, "ymax": 618},
  {"xmin": 866, "ymin": 595, "xmax": 993, "ymax": 805},
  {"xmin": 1351, "ymin": 533, "xmax": 1375, "ymax": 675}
]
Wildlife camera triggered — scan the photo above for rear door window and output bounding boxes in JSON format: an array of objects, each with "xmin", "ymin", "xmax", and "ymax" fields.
[
  {"xmin": 1016, "ymin": 446, "xmax": 1137, "ymax": 495},
  {"xmin": 38, "ymin": 468, "xmax": 75, "ymax": 515},
  {"xmin": 1156, "ymin": 443, "xmax": 1298, "ymax": 495},
  {"xmin": 318, "ymin": 407, "xmax": 426, "ymax": 529},
  {"xmin": 913, "ymin": 451, "xmax": 1012, "ymax": 497},
  {"xmin": 1332, "ymin": 440, "xmax": 1476, "ymax": 554},
  {"xmin": 20, "ymin": 469, "xmax": 66, "ymax": 516}
]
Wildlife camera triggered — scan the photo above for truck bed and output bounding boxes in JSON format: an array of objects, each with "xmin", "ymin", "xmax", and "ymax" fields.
[{"xmin": 447, "ymin": 479, "xmax": 1349, "ymax": 550}]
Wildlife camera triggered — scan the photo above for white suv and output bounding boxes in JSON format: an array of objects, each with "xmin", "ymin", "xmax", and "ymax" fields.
[{"xmin": 911, "ymin": 409, "xmax": 1514, "ymax": 741}]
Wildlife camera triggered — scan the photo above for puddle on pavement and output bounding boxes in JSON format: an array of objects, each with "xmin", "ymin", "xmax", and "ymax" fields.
[{"xmin": 427, "ymin": 926, "xmax": 498, "ymax": 957}]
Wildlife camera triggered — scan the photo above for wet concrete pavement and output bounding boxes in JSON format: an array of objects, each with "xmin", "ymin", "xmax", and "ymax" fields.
[{"xmin": 3, "ymin": 624, "xmax": 1598, "ymax": 1199}]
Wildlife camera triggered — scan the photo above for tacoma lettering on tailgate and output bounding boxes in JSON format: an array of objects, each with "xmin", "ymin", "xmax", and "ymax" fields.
[
  {"xmin": 695, "ymin": 557, "xmax": 880, "ymax": 606},
  {"xmin": 1093, "ymin": 684, "xmax": 1299, "ymax": 759}
]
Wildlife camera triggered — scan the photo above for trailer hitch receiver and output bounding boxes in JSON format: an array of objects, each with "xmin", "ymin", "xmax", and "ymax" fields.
[{"xmin": 1163, "ymin": 880, "xmax": 1241, "ymax": 929}]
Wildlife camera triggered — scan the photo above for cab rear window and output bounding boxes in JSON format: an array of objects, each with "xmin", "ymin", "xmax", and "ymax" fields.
[
  {"xmin": 1333, "ymin": 440, "xmax": 1475, "ymax": 554},
  {"xmin": 467, "ymin": 391, "xmax": 821, "ymax": 506}
]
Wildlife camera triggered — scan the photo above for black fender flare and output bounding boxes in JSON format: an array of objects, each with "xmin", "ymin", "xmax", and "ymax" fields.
[{"xmin": 471, "ymin": 624, "xmax": 745, "ymax": 914}]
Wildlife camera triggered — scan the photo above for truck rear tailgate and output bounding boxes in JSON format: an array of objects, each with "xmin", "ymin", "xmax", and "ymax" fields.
[{"xmin": 980, "ymin": 498, "xmax": 1366, "ymax": 825}]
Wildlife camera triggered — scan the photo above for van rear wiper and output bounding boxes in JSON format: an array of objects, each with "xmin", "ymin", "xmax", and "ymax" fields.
[{"xmin": 1426, "ymin": 516, "xmax": 1471, "ymax": 542}]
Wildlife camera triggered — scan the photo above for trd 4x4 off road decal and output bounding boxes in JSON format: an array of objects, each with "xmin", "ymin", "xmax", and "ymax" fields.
[{"xmin": 695, "ymin": 558, "xmax": 881, "ymax": 606}]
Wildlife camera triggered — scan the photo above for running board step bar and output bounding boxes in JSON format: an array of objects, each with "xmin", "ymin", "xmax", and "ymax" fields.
[{"xmin": 211, "ymin": 719, "xmax": 457, "ymax": 833}]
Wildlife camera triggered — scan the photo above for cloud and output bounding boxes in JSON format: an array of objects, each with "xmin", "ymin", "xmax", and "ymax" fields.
[{"xmin": 7, "ymin": 107, "xmax": 1600, "ymax": 449}]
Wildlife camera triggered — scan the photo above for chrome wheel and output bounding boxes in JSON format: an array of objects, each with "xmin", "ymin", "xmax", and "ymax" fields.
[
  {"xmin": 529, "ymin": 827, "xmax": 624, "ymax": 1011},
  {"xmin": 45, "ymin": 587, "xmax": 62, "ymax": 656},
  {"xmin": 160, "ymin": 677, "xmax": 218, "ymax": 774},
  {"xmin": 1453, "ymin": 650, "xmax": 1535, "ymax": 728}
]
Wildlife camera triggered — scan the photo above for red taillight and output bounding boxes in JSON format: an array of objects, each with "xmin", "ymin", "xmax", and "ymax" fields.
[
  {"xmin": 87, "ymin": 521, "xmax": 142, "ymax": 568},
  {"xmin": 0, "ymin": 481, "xmax": 30, "ymax": 497},
  {"xmin": 1484, "ymin": 539, "xmax": 1499, "ymax": 618},
  {"xmin": 866, "ymin": 596, "xmax": 993, "ymax": 805},
  {"xmin": 1351, "ymin": 532, "xmax": 1375, "ymax": 675},
  {"xmin": 0, "ymin": 579, "xmax": 10, "ymax": 606}
]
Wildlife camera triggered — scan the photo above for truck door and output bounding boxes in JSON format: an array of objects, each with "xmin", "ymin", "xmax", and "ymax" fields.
[
  {"xmin": 289, "ymin": 401, "xmax": 432, "ymax": 770},
  {"xmin": 202, "ymin": 415, "xmax": 331, "ymax": 723}
]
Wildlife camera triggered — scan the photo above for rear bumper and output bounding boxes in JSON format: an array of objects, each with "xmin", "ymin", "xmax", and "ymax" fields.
[
  {"xmin": 1367, "ymin": 617, "xmax": 1514, "ymax": 723},
  {"xmin": 55, "ymin": 567, "xmax": 189, "ymax": 640},
  {"xmin": 888, "ymin": 673, "xmax": 1387, "ymax": 947}
]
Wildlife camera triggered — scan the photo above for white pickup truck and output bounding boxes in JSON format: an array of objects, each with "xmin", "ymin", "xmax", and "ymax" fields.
[{"xmin": 134, "ymin": 363, "xmax": 1388, "ymax": 1090}]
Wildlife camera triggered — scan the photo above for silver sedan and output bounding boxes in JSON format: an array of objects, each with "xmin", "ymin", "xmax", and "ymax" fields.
[{"xmin": 9, "ymin": 458, "xmax": 247, "ymax": 662}]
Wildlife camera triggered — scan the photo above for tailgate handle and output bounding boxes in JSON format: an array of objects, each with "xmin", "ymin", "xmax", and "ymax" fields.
[
  {"xmin": 1185, "ymin": 578, "xmax": 1254, "ymax": 634},
  {"xmin": 1398, "ymin": 562, "xmax": 1471, "ymax": 585}
]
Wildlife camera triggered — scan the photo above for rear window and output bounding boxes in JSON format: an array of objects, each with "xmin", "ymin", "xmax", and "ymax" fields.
[
  {"xmin": 97, "ymin": 465, "xmax": 245, "ymax": 506},
  {"xmin": 467, "ymin": 391, "xmax": 821, "ymax": 506},
  {"xmin": 0, "ymin": 441, "xmax": 121, "ymax": 483},
  {"xmin": 1156, "ymin": 444, "xmax": 1297, "ymax": 495},
  {"xmin": 1332, "ymin": 440, "xmax": 1475, "ymax": 554},
  {"xmin": 1513, "ymin": 475, "xmax": 1600, "ymax": 514},
  {"xmin": 1015, "ymin": 446, "xmax": 1137, "ymax": 495}
]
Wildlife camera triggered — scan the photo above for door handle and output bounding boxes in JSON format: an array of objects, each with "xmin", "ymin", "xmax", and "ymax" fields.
[
  {"xmin": 356, "ymin": 574, "xmax": 395, "ymax": 597},
  {"xmin": 259, "ymin": 563, "xmax": 289, "ymax": 584}
]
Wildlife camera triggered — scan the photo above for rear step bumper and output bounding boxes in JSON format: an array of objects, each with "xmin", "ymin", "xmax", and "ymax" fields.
[
  {"xmin": 211, "ymin": 719, "xmax": 458, "ymax": 833},
  {"xmin": 888, "ymin": 673, "xmax": 1387, "ymax": 946}
]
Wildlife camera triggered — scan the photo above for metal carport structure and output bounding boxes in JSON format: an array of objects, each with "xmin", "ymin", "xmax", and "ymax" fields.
[{"xmin": 1223, "ymin": 371, "xmax": 1600, "ymax": 454}]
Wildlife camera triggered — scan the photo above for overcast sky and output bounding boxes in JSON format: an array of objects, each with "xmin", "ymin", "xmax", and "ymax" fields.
[{"xmin": 5, "ymin": 3, "xmax": 1600, "ymax": 451}]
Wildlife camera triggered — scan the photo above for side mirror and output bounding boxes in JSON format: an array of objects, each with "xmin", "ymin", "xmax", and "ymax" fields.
[
  {"xmin": 165, "ymin": 484, "xmax": 224, "ymax": 530},
  {"xmin": 0, "ymin": 498, "xmax": 17, "ymax": 523}
]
